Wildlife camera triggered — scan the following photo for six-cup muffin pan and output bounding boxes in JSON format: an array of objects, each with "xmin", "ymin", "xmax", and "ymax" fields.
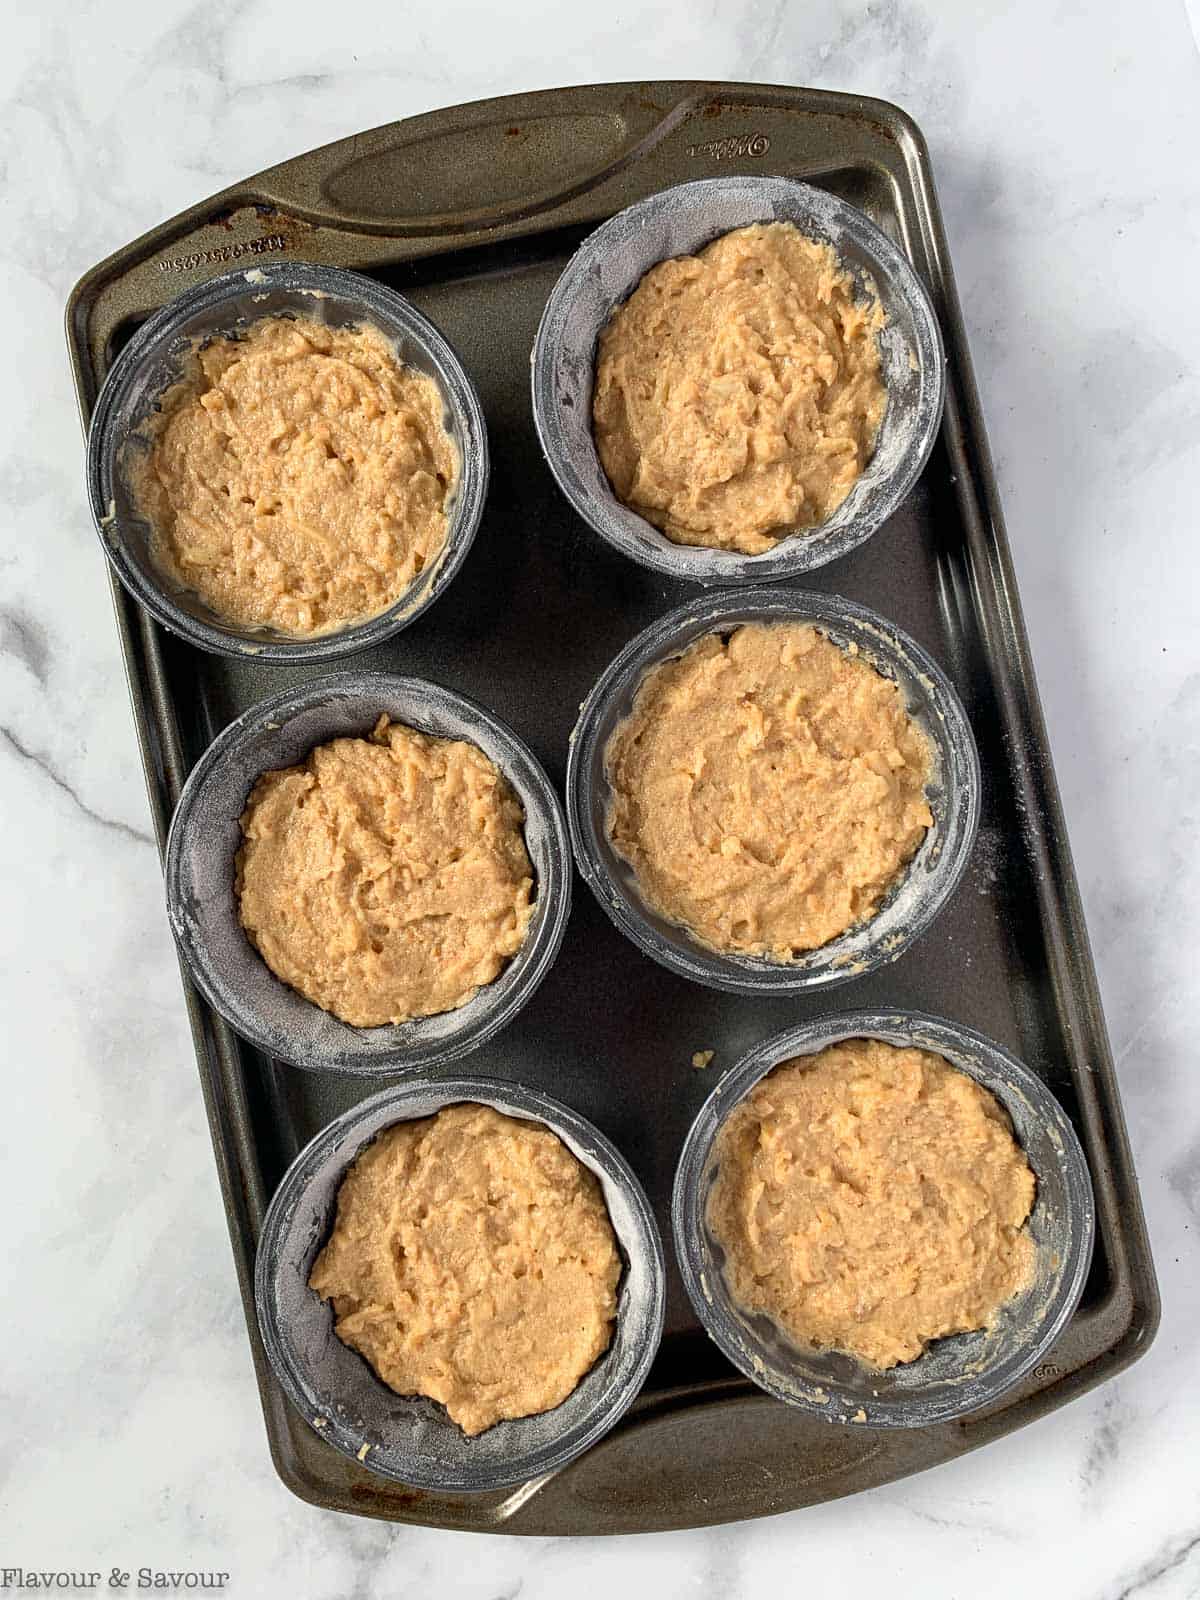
[{"xmin": 66, "ymin": 80, "xmax": 1158, "ymax": 1536}]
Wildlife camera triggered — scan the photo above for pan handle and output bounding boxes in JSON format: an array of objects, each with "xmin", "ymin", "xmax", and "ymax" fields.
[
  {"xmin": 502, "ymin": 1390, "xmax": 890, "ymax": 1531},
  {"xmin": 248, "ymin": 82, "xmax": 695, "ymax": 237}
]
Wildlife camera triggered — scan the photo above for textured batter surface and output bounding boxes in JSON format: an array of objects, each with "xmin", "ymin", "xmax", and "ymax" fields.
[
  {"xmin": 134, "ymin": 316, "xmax": 456, "ymax": 634},
  {"xmin": 593, "ymin": 222, "xmax": 886, "ymax": 553},
  {"xmin": 606, "ymin": 622, "xmax": 932, "ymax": 958},
  {"xmin": 309, "ymin": 1104, "xmax": 622, "ymax": 1435},
  {"xmin": 236, "ymin": 717, "xmax": 533, "ymax": 1027},
  {"xmin": 708, "ymin": 1039, "xmax": 1037, "ymax": 1368}
]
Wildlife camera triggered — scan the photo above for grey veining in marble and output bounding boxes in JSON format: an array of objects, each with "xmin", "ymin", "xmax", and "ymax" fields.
[{"xmin": 2, "ymin": 1, "xmax": 1198, "ymax": 1595}]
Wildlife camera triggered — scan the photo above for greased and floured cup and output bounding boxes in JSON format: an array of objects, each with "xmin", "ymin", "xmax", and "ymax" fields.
[
  {"xmin": 532, "ymin": 176, "xmax": 944, "ymax": 584},
  {"xmin": 672, "ymin": 1012, "xmax": 1095, "ymax": 1427},
  {"xmin": 164, "ymin": 672, "xmax": 571, "ymax": 1074},
  {"xmin": 86, "ymin": 262, "xmax": 489, "ymax": 659},
  {"xmin": 255, "ymin": 1076, "xmax": 666, "ymax": 1492},
  {"xmin": 566, "ymin": 587, "xmax": 979, "ymax": 994}
]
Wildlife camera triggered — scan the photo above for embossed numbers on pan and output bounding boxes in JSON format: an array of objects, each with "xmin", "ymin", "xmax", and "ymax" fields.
[{"xmin": 66, "ymin": 81, "xmax": 1158, "ymax": 1534}]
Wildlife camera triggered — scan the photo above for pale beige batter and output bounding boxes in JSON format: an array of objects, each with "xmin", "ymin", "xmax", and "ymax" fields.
[
  {"xmin": 606, "ymin": 622, "xmax": 932, "ymax": 958},
  {"xmin": 309, "ymin": 1103, "xmax": 622, "ymax": 1435},
  {"xmin": 236, "ymin": 717, "xmax": 533, "ymax": 1027},
  {"xmin": 708, "ymin": 1039, "xmax": 1037, "ymax": 1368},
  {"xmin": 593, "ymin": 222, "xmax": 886, "ymax": 554},
  {"xmin": 133, "ymin": 316, "xmax": 457, "ymax": 634}
]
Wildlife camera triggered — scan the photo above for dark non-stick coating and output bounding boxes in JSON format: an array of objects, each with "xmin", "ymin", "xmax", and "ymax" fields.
[
  {"xmin": 255, "ymin": 1075, "xmax": 666, "ymax": 1492},
  {"xmin": 531, "ymin": 175, "xmax": 945, "ymax": 585},
  {"xmin": 65, "ymin": 81, "xmax": 1159, "ymax": 1535},
  {"xmin": 86, "ymin": 261, "xmax": 489, "ymax": 660},
  {"xmin": 673, "ymin": 1010, "xmax": 1095, "ymax": 1426},
  {"xmin": 567, "ymin": 587, "xmax": 980, "ymax": 993},
  {"xmin": 163, "ymin": 672, "xmax": 572, "ymax": 1073}
]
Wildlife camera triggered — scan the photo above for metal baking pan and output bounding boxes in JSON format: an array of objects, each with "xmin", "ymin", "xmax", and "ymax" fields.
[{"xmin": 65, "ymin": 80, "xmax": 1159, "ymax": 1535}]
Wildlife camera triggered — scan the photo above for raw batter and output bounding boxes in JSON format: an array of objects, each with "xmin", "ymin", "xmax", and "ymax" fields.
[
  {"xmin": 309, "ymin": 1103, "xmax": 622, "ymax": 1435},
  {"xmin": 593, "ymin": 222, "xmax": 886, "ymax": 553},
  {"xmin": 606, "ymin": 622, "xmax": 932, "ymax": 958},
  {"xmin": 708, "ymin": 1038, "xmax": 1037, "ymax": 1367},
  {"xmin": 236, "ymin": 716, "xmax": 533, "ymax": 1027},
  {"xmin": 133, "ymin": 315, "xmax": 456, "ymax": 634}
]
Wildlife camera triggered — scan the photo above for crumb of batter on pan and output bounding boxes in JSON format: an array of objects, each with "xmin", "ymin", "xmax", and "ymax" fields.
[{"xmin": 692, "ymin": 1049, "xmax": 715, "ymax": 1070}]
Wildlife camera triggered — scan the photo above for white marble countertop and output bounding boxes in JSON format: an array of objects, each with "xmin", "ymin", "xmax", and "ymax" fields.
[{"xmin": 3, "ymin": 1, "xmax": 1198, "ymax": 1594}]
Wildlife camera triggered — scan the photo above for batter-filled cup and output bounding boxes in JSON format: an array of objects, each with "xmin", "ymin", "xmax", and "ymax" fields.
[
  {"xmin": 566, "ymin": 587, "xmax": 980, "ymax": 995},
  {"xmin": 164, "ymin": 672, "xmax": 572, "ymax": 1074},
  {"xmin": 531, "ymin": 177, "xmax": 944, "ymax": 585},
  {"xmin": 86, "ymin": 262, "xmax": 489, "ymax": 660},
  {"xmin": 255, "ymin": 1076, "xmax": 666, "ymax": 1491},
  {"xmin": 672, "ymin": 1011, "xmax": 1095, "ymax": 1427}
]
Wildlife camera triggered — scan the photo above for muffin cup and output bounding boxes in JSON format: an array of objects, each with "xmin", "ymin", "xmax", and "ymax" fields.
[
  {"xmin": 255, "ymin": 1075, "xmax": 666, "ymax": 1492},
  {"xmin": 164, "ymin": 672, "xmax": 571, "ymax": 1074},
  {"xmin": 673, "ymin": 1011, "xmax": 1095, "ymax": 1428},
  {"xmin": 566, "ymin": 587, "xmax": 980, "ymax": 994},
  {"xmin": 86, "ymin": 261, "xmax": 489, "ymax": 659},
  {"xmin": 531, "ymin": 176, "xmax": 944, "ymax": 584}
]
